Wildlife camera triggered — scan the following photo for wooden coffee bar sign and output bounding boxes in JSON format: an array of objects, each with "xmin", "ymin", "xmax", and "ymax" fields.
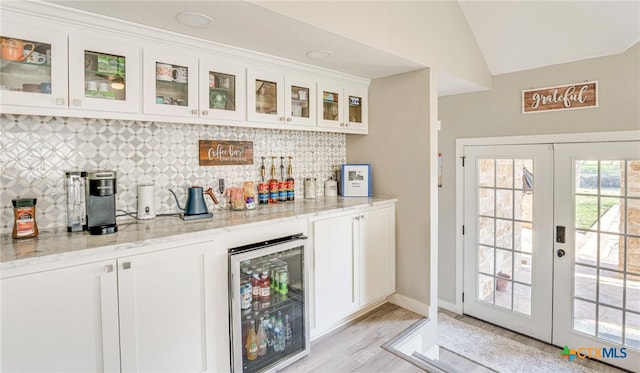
[
  {"xmin": 522, "ymin": 81, "xmax": 597, "ymax": 113},
  {"xmin": 199, "ymin": 140, "xmax": 253, "ymax": 166}
]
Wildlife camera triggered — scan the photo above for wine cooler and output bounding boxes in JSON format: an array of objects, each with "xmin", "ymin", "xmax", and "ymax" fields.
[{"xmin": 228, "ymin": 234, "xmax": 309, "ymax": 373}]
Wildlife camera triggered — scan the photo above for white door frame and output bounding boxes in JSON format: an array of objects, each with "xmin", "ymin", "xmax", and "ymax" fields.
[{"xmin": 454, "ymin": 130, "xmax": 640, "ymax": 314}]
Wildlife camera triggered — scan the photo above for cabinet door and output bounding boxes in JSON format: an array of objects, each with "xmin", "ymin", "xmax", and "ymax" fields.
[
  {"xmin": 285, "ymin": 76, "xmax": 316, "ymax": 127},
  {"xmin": 344, "ymin": 85, "xmax": 368, "ymax": 132},
  {"xmin": 143, "ymin": 48, "xmax": 199, "ymax": 117},
  {"xmin": 247, "ymin": 69, "xmax": 285, "ymax": 124},
  {"xmin": 359, "ymin": 206, "xmax": 396, "ymax": 306},
  {"xmin": 118, "ymin": 242, "xmax": 214, "ymax": 373},
  {"xmin": 0, "ymin": 21, "xmax": 68, "ymax": 108},
  {"xmin": 200, "ymin": 60, "xmax": 246, "ymax": 121},
  {"xmin": 68, "ymin": 33, "xmax": 141, "ymax": 113},
  {"xmin": 317, "ymin": 82, "xmax": 344, "ymax": 129},
  {"xmin": 312, "ymin": 213, "xmax": 359, "ymax": 330},
  {"xmin": 1, "ymin": 260, "xmax": 120, "ymax": 372}
]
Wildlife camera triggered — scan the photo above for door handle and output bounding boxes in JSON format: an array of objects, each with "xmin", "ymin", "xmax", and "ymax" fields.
[{"xmin": 557, "ymin": 249, "xmax": 566, "ymax": 258}]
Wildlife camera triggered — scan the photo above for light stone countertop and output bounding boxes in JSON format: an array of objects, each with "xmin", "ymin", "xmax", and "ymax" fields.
[{"xmin": 1, "ymin": 197, "xmax": 396, "ymax": 272}]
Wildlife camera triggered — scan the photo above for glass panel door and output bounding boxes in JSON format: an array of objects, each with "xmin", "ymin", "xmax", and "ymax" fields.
[
  {"xmin": 0, "ymin": 36, "xmax": 51, "ymax": 95},
  {"xmin": 84, "ymin": 51, "xmax": 125, "ymax": 101},
  {"xmin": 322, "ymin": 90, "xmax": 339, "ymax": 122},
  {"xmin": 290, "ymin": 85, "xmax": 309, "ymax": 119},
  {"xmin": 554, "ymin": 142, "xmax": 640, "ymax": 371},
  {"xmin": 155, "ymin": 61, "xmax": 188, "ymax": 107},
  {"xmin": 255, "ymin": 79, "xmax": 277, "ymax": 115},
  {"xmin": 463, "ymin": 144, "xmax": 553, "ymax": 342},
  {"xmin": 348, "ymin": 95, "xmax": 362, "ymax": 123},
  {"xmin": 199, "ymin": 61, "xmax": 245, "ymax": 121},
  {"xmin": 143, "ymin": 49, "xmax": 198, "ymax": 117},
  {"xmin": 209, "ymin": 71, "xmax": 235, "ymax": 111},
  {"xmin": 284, "ymin": 77, "xmax": 315, "ymax": 127},
  {"xmin": 229, "ymin": 237, "xmax": 309, "ymax": 373}
]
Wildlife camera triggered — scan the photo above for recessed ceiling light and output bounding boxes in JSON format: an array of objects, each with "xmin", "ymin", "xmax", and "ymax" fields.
[
  {"xmin": 305, "ymin": 50, "xmax": 333, "ymax": 59},
  {"xmin": 176, "ymin": 12, "xmax": 214, "ymax": 28}
]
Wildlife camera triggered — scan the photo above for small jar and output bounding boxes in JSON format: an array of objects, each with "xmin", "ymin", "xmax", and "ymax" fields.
[
  {"xmin": 304, "ymin": 178, "xmax": 316, "ymax": 199},
  {"xmin": 12, "ymin": 198, "xmax": 38, "ymax": 239}
]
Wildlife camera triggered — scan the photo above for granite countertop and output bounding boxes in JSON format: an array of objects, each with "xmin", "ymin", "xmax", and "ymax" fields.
[{"xmin": 1, "ymin": 197, "xmax": 396, "ymax": 271}]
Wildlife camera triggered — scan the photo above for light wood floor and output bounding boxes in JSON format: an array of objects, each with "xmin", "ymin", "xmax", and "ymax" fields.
[
  {"xmin": 282, "ymin": 303, "xmax": 632, "ymax": 373},
  {"xmin": 281, "ymin": 303, "xmax": 426, "ymax": 373}
]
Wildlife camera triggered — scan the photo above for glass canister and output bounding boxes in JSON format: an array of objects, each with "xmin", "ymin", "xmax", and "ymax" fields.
[{"xmin": 304, "ymin": 178, "xmax": 316, "ymax": 199}]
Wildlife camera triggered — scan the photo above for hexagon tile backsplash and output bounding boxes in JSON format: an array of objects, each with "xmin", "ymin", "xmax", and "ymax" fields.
[{"xmin": 0, "ymin": 114, "xmax": 346, "ymax": 234}]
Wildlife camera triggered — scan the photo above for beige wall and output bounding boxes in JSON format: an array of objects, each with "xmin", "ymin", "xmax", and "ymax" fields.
[
  {"xmin": 347, "ymin": 69, "xmax": 436, "ymax": 310},
  {"xmin": 437, "ymin": 43, "xmax": 640, "ymax": 305}
]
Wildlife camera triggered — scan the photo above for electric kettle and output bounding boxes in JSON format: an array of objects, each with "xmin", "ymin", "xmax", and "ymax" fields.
[{"xmin": 169, "ymin": 186, "xmax": 218, "ymax": 220}]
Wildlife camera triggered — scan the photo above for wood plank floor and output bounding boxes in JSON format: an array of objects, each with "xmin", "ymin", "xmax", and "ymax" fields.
[{"xmin": 281, "ymin": 303, "xmax": 425, "ymax": 373}]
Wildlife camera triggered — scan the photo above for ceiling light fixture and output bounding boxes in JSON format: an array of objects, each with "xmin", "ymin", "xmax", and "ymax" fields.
[
  {"xmin": 305, "ymin": 49, "xmax": 333, "ymax": 59},
  {"xmin": 176, "ymin": 12, "xmax": 214, "ymax": 28}
]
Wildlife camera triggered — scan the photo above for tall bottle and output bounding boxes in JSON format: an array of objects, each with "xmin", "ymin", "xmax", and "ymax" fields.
[
  {"xmin": 279, "ymin": 157, "xmax": 287, "ymax": 202},
  {"xmin": 286, "ymin": 156, "xmax": 295, "ymax": 201},
  {"xmin": 257, "ymin": 317, "xmax": 268, "ymax": 356},
  {"xmin": 284, "ymin": 314, "xmax": 292, "ymax": 347},
  {"xmin": 246, "ymin": 319, "xmax": 258, "ymax": 361},
  {"xmin": 268, "ymin": 156, "xmax": 279, "ymax": 204},
  {"xmin": 273, "ymin": 311, "xmax": 285, "ymax": 352}
]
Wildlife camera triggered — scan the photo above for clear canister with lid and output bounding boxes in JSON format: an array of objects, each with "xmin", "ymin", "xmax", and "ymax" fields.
[{"xmin": 304, "ymin": 178, "xmax": 316, "ymax": 199}]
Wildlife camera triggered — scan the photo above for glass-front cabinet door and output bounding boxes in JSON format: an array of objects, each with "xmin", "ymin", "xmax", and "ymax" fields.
[
  {"xmin": 247, "ymin": 69, "xmax": 285, "ymax": 124},
  {"xmin": 199, "ymin": 61, "xmax": 245, "ymax": 121},
  {"xmin": 317, "ymin": 83, "xmax": 368, "ymax": 131},
  {"xmin": 143, "ymin": 48, "xmax": 198, "ymax": 117},
  {"xmin": 0, "ymin": 23, "xmax": 68, "ymax": 108},
  {"xmin": 285, "ymin": 77, "xmax": 316, "ymax": 127},
  {"xmin": 68, "ymin": 34, "xmax": 140, "ymax": 113}
]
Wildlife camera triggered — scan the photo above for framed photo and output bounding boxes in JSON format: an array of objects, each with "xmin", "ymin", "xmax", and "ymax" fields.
[{"xmin": 342, "ymin": 164, "xmax": 371, "ymax": 197}]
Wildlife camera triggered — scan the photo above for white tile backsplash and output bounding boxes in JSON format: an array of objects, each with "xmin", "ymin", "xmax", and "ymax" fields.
[{"xmin": 0, "ymin": 114, "xmax": 345, "ymax": 234}]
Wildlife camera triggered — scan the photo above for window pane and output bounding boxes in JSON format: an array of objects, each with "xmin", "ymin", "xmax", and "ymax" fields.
[
  {"xmin": 598, "ymin": 269, "xmax": 623, "ymax": 308},
  {"xmin": 478, "ymin": 159, "xmax": 495, "ymax": 187},
  {"xmin": 575, "ymin": 195, "xmax": 599, "ymax": 230},
  {"xmin": 495, "ymin": 277, "xmax": 512, "ymax": 309},
  {"xmin": 575, "ymin": 265, "xmax": 597, "ymax": 301},
  {"xmin": 625, "ymin": 311, "xmax": 640, "ymax": 349},
  {"xmin": 574, "ymin": 299, "xmax": 596, "ymax": 336},
  {"xmin": 478, "ymin": 188, "xmax": 494, "ymax": 217},
  {"xmin": 600, "ymin": 197, "xmax": 623, "ymax": 234},
  {"xmin": 496, "ymin": 189, "xmax": 513, "ymax": 219},
  {"xmin": 479, "ymin": 217, "xmax": 494, "ymax": 246},
  {"xmin": 627, "ymin": 274, "xmax": 640, "ymax": 313},
  {"xmin": 478, "ymin": 245, "xmax": 494, "ymax": 275},
  {"xmin": 514, "ymin": 222, "xmax": 532, "ymax": 253},
  {"xmin": 600, "ymin": 233, "xmax": 622, "ymax": 271},
  {"xmin": 496, "ymin": 219, "xmax": 513, "ymax": 249},
  {"xmin": 600, "ymin": 160, "xmax": 623, "ymax": 196},
  {"xmin": 496, "ymin": 249, "xmax": 512, "ymax": 278},
  {"xmin": 496, "ymin": 159, "xmax": 513, "ymax": 188},
  {"xmin": 514, "ymin": 283, "xmax": 531, "ymax": 315},
  {"xmin": 627, "ymin": 161, "xmax": 640, "ymax": 197},
  {"xmin": 575, "ymin": 230, "xmax": 597, "ymax": 265},
  {"xmin": 576, "ymin": 160, "xmax": 599, "ymax": 195},
  {"xmin": 479, "ymin": 274, "xmax": 494, "ymax": 304},
  {"xmin": 598, "ymin": 305, "xmax": 623, "ymax": 344},
  {"xmin": 514, "ymin": 252, "xmax": 532, "ymax": 284}
]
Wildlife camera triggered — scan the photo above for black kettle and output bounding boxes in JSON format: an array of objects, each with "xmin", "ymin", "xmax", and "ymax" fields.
[{"xmin": 169, "ymin": 186, "xmax": 218, "ymax": 220}]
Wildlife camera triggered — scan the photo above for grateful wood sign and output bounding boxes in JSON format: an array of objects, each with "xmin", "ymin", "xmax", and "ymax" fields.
[
  {"xmin": 199, "ymin": 140, "xmax": 253, "ymax": 166},
  {"xmin": 522, "ymin": 81, "xmax": 597, "ymax": 113}
]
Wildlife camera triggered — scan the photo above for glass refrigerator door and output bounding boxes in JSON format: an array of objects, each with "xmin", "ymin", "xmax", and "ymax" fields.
[{"xmin": 229, "ymin": 237, "xmax": 309, "ymax": 373}]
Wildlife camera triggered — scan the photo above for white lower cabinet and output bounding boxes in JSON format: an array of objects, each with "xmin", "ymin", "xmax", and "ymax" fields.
[
  {"xmin": 311, "ymin": 205, "xmax": 396, "ymax": 335},
  {"xmin": 1, "ymin": 240, "xmax": 217, "ymax": 372}
]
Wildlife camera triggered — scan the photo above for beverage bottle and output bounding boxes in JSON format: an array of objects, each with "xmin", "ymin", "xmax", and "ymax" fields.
[
  {"xmin": 269, "ymin": 313, "xmax": 276, "ymax": 347},
  {"xmin": 284, "ymin": 314, "xmax": 292, "ymax": 347},
  {"xmin": 259, "ymin": 270, "xmax": 270, "ymax": 300},
  {"xmin": 279, "ymin": 157, "xmax": 287, "ymax": 202},
  {"xmin": 268, "ymin": 156, "xmax": 279, "ymax": 203},
  {"xmin": 251, "ymin": 269, "xmax": 261, "ymax": 298},
  {"xmin": 246, "ymin": 319, "xmax": 258, "ymax": 361},
  {"xmin": 286, "ymin": 157, "xmax": 295, "ymax": 201},
  {"xmin": 257, "ymin": 317, "xmax": 268, "ymax": 356},
  {"xmin": 273, "ymin": 311, "xmax": 285, "ymax": 352},
  {"xmin": 279, "ymin": 268, "xmax": 288, "ymax": 295}
]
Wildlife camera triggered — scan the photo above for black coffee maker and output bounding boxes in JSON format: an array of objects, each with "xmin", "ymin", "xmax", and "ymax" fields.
[{"xmin": 87, "ymin": 170, "xmax": 118, "ymax": 235}]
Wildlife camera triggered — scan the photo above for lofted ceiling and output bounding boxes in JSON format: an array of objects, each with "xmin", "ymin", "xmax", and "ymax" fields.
[{"xmin": 38, "ymin": 0, "xmax": 640, "ymax": 96}]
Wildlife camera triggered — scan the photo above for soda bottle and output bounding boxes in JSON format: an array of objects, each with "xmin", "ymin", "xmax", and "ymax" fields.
[
  {"xmin": 285, "ymin": 314, "xmax": 292, "ymax": 347},
  {"xmin": 273, "ymin": 311, "xmax": 285, "ymax": 352},
  {"xmin": 257, "ymin": 317, "xmax": 267, "ymax": 356},
  {"xmin": 246, "ymin": 319, "xmax": 258, "ymax": 361}
]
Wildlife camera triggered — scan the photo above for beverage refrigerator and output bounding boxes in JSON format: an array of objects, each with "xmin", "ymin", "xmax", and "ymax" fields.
[{"xmin": 228, "ymin": 234, "xmax": 309, "ymax": 373}]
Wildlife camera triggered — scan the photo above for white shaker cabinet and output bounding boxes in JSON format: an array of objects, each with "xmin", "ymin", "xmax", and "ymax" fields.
[
  {"xmin": 1, "ymin": 259, "xmax": 121, "ymax": 372},
  {"xmin": 312, "ymin": 212, "xmax": 360, "ymax": 331},
  {"xmin": 311, "ymin": 204, "xmax": 395, "ymax": 335},
  {"xmin": 118, "ymin": 242, "xmax": 215, "ymax": 372},
  {"xmin": 1, "ymin": 240, "xmax": 217, "ymax": 372}
]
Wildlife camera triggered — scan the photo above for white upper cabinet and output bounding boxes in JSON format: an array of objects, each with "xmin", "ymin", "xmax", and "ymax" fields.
[
  {"xmin": 142, "ymin": 48, "xmax": 199, "ymax": 118},
  {"xmin": 317, "ymin": 82, "xmax": 368, "ymax": 132},
  {"xmin": 68, "ymin": 33, "xmax": 141, "ymax": 113},
  {"xmin": 199, "ymin": 59, "xmax": 246, "ymax": 121},
  {"xmin": 0, "ymin": 20, "xmax": 68, "ymax": 108}
]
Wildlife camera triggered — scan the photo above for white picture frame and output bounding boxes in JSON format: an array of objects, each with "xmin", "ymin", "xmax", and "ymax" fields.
[{"xmin": 342, "ymin": 164, "xmax": 371, "ymax": 197}]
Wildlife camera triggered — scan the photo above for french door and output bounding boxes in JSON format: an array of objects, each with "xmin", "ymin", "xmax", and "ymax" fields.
[
  {"xmin": 463, "ymin": 140, "xmax": 640, "ymax": 370},
  {"xmin": 463, "ymin": 144, "xmax": 554, "ymax": 342},
  {"xmin": 553, "ymin": 142, "xmax": 639, "ymax": 371}
]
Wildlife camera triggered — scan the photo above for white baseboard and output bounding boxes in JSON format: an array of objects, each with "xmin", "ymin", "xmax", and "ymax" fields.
[
  {"xmin": 388, "ymin": 293, "xmax": 429, "ymax": 317},
  {"xmin": 437, "ymin": 299, "xmax": 457, "ymax": 313}
]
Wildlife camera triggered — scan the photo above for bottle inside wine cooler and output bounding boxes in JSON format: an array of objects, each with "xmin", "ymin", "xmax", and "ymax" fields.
[
  {"xmin": 246, "ymin": 320, "xmax": 258, "ymax": 361},
  {"xmin": 285, "ymin": 314, "xmax": 292, "ymax": 347},
  {"xmin": 274, "ymin": 311, "xmax": 285, "ymax": 352},
  {"xmin": 257, "ymin": 317, "xmax": 267, "ymax": 356}
]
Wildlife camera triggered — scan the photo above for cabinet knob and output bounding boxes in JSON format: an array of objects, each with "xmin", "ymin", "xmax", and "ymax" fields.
[
  {"xmin": 360, "ymin": 215, "xmax": 365, "ymax": 219},
  {"xmin": 202, "ymin": 110, "xmax": 208, "ymax": 116},
  {"xmin": 56, "ymin": 98, "xmax": 65, "ymax": 105},
  {"xmin": 279, "ymin": 117, "xmax": 285, "ymax": 122},
  {"xmin": 72, "ymin": 99, "xmax": 81, "ymax": 106},
  {"xmin": 286, "ymin": 117, "xmax": 292, "ymax": 122},
  {"xmin": 355, "ymin": 216, "xmax": 360, "ymax": 221},
  {"xmin": 122, "ymin": 262, "xmax": 131, "ymax": 270},
  {"xmin": 104, "ymin": 264, "xmax": 114, "ymax": 273},
  {"xmin": 345, "ymin": 123, "xmax": 350, "ymax": 128},
  {"xmin": 191, "ymin": 109, "xmax": 198, "ymax": 115}
]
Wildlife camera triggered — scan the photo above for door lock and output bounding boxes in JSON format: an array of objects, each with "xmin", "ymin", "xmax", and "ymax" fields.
[
  {"xmin": 556, "ymin": 226, "xmax": 566, "ymax": 243},
  {"xmin": 557, "ymin": 249, "xmax": 566, "ymax": 258}
]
